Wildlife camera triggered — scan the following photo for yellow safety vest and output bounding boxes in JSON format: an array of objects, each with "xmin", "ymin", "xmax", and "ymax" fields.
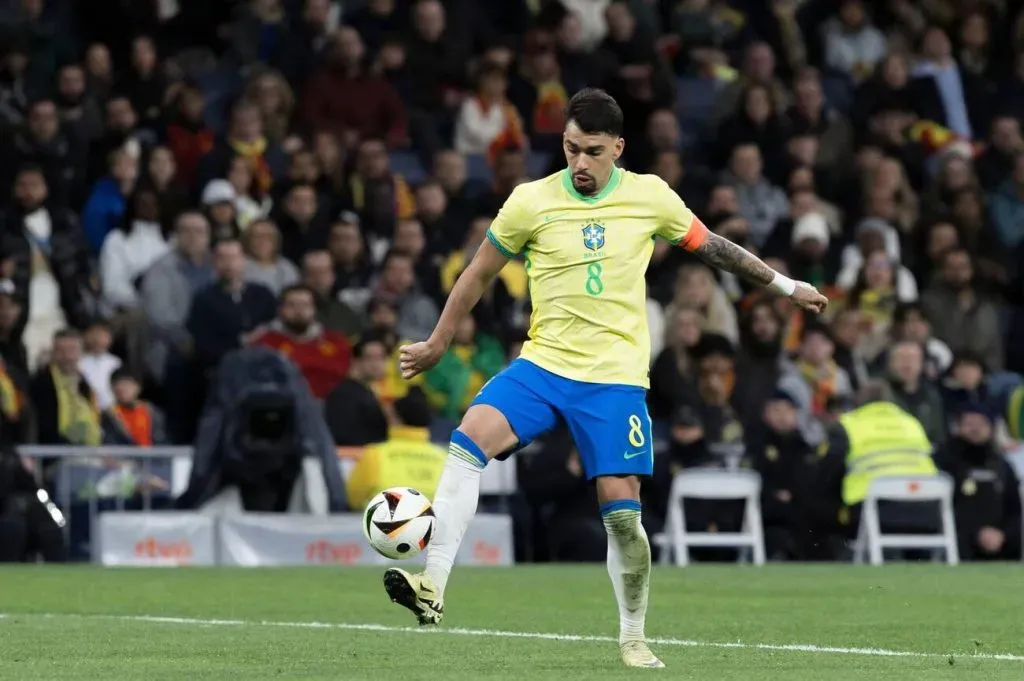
[
  {"xmin": 838, "ymin": 402, "xmax": 937, "ymax": 506},
  {"xmin": 345, "ymin": 426, "xmax": 448, "ymax": 510}
]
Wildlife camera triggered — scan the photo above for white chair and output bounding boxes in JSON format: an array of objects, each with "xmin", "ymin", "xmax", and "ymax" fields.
[
  {"xmin": 655, "ymin": 469, "xmax": 766, "ymax": 566},
  {"xmin": 852, "ymin": 474, "xmax": 959, "ymax": 566}
]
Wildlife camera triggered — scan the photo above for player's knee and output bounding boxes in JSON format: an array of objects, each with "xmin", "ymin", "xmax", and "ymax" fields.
[{"xmin": 456, "ymin": 405, "xmax": 518, "ymax": 459}]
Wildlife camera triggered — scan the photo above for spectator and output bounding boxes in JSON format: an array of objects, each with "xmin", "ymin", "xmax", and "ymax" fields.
[
  {"xmin": 454, "ymin": 63, "xmax": 526, "ymax": 158},
  {"xmin": 911, "ymin": 217, "xmax": 960, "ymax": 289},
  {"xmin": 403, "ymin": 0, "xmax": 469, "ymax": 132},
  {"xmin": 186, "ymin": 238, "xmax": 276, "ymax": 373},
  {"xmin": 227, "ymin": 154, "xmax": 272, "ymax": 230},
  {"xmin": 716, "ymin": 84, "xmax": 789, "ymax": 176},
  {"xmin": 785, "ymin": 212, "xmax": 832, "ymax": 290},
  {"xmin": 890, "ymin": 302, "xmax": 953, "ymax": 381},
  {"xmin": 940, "ymin": 351, "xmax": 991, "ymax": 417},
  {"xmin": 81, "ymin": 147, "xmax": 138, "ymax": 253},
  {"xmin": 935, "ymin": 403, "xmax": 1022, "ymax": 561},
  {"xmin": 145, "ymin": 146, "xmax": 190, "ymax": 234},
  {"xmin": 30, "ymin": 329, "xmax": 101, "ymax": 446},
  {"xmin": 55, "ymin": 63, "xmax": 103, "ymax": 146},
  {"xmin": 988, "ymin": 151, "xmax": 1024, "ymax": 250},
  {"xmin": 251, "ymin": 284, "xmax": 352, "ymax": 400},
  {"xmin": 822, "ymin": 0, "xmax": 886, "ymax": 84},
  {"xmin": 734, "ymin": 300, "xmax": 786, "ymax": 429},
  {"xmin": 243, "ymin": 70, "xmax": 295, "ymax": 144},
  {"xmin": 227, "ymin": 0, "xmax": 304, "ymax": 84},
  {"xmin": 347, "ymin": 0, "xmax": 405, "ymax": 56},
  {"xmin": 788, "ymin": 68, "xmax": 853, "ymax": 173},
  {"xmin": 348, "ymin": 137, "xmax": 416, "ymax": 237},
  {"xmin": 300, "ymin": 26, "xmax": 406, "ymax": 148},
  {"xmin": 324, "ymin": 332, "xmax": 390, "ymax": 446},
  {"xmin": 778, "ymin": 324, "xmax": 853, "ymax": 419},
  {"xmin": 197, "ymin": 101, "xmax": 288, "ymax": 198},
  {"xmin": 0, "ymin": 166, "xmax": 94, "ymax": 369},
  {"xmin": 327, "ymin": 214, "xmax": 373, "ymax": 294},
  {"xmin": 163, "ymin": 82, "xmax": 214, "ymax": 190},
  {"xmin": 977, "ymin": 115, "xmax": 1023, "ymax": 191},
  {"xmin": 243, "ymin": 219, "xmax": 299, "ymax": 296},
  {"xmin": 666, "ymin": 265, "xmax": 738, "ymax": 344},
  {"xmin": 200, "ymin": 179, "xmax": 240, "ymax": 243},
  {"xmin": 372, "ymin": 250, "xmax": 439, "ymax": 342},
  {"xmin": 440, "ymin": 215, "xmax": 526, "ymax": 303},
  {"xmin": 344, "ymin": 385, "xmax": 446, "ymax": 510},
  {"xmin": 836, "ymin": 219, "xmax": 915, "ymax": 298},
  {"xmin": 844, "ymin": 250, "xmax": 914, "ymax": 361},
  {"xmin": 140, "ymin": 211, "xmax": 213, "ymax": 383},
  {"xmin": 422, "ymin": 314, "xmax": 504, "ymax": 419},
  {"xmin": 101, "ymin": 368, "xmax": 167, "ymax": 446},
  {"xmin": 922, "ymin": 249, "xmax": 1004, "ymax": 370},
  {"xmin": 118, "ymin": 35, "xmax": 165, "ymax": 128},
  {"xmin": 84, "ymin": 43, "xmax": 114, "ymax": 103},
  {"xmin": 831, "ymin": 308, "xmax": 869, "ymax": 393},
  {"xmin": 507, "ymin": 32, "xmax": 570, "ymax": 146},
  {"xmin": 275, "ymin": 183, "xmax": 326, "ymax": 265},
  {"xmin": 910, "ymin": 26, "xmax": 976, "ymax": 139},
  {"xmin": 722, "ymin": 144, "xmax": 788, "ymax": 248},
  {"xmin": 747, "ymin": 389, "xmax": 819, "ymax": 560},
  {"xmin": 886, "ymin": 340, "xmax": 947, "ymax": 445},
  {"xmin": 0, "ymin": 281, "xmax": 27, "ymax": 379},
  {"xmin": 78, "ymin": 320, "xmax": 121, "ymax": 411},
  {"xmin": 414, "ymin": 179, "xmax": 457, "ymax": 256},
  {"xmin": 100, "ymin": 186, "xmax": 170, "ymax": 313},
  {"xmin": 302, "ymin": 250, "xmax": 364, "ymax": 338},
  {"xmin": 0, "ymin": 40, "xmax": 30, "ymax": 130},
  {"xmin": 2, "ymin": 98, "xmax": 85, "ymax": 209},
  {"xmin": 393, "ymin": 219, "xmax": 440, "ymax": 301},
  {"xmin": 648, "ymin": 292, "xmax": 703, "ymax": 410},
  {"xmin": 715, "ymin": 42, "xmax": 790, "ymax": 124},
  {"xmin": 88, "ymin": 95, "xmax": 147, "ymax": 188}
]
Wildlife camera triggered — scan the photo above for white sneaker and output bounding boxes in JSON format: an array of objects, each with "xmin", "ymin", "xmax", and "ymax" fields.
[{"xmin": 620, "ymin": 640, "xmax": 665, "ymax": 668}]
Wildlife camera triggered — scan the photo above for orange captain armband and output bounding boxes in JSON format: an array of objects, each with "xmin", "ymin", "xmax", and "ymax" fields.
[{"xmin": 676, "ymin": 216, "xmax": 709, "ymax": 252}]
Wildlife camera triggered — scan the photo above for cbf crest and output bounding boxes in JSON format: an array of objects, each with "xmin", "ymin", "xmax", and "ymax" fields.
[{"xmin": 582, "ymin": 223, "xmax": 605, "ymax": 251}]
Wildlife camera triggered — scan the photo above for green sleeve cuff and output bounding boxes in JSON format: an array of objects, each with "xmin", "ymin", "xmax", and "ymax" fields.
[{"xmin": 485, "ymin": 229, "xmax": 518, "ymax": 258}]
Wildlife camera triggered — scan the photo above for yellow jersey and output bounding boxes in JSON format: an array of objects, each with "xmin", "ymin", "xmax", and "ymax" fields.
[{"xmin": 486, "ymin": 167, "xmax": 706, "ymax": 388}]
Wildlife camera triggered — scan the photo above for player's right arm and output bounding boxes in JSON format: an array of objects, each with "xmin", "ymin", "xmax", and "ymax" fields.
[{"xmin": 399, "ymin": 187, "xmax": 532, "ymax": 380}]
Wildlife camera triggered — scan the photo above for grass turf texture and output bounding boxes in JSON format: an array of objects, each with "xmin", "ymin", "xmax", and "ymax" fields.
[{"xmin": 0, "ymin": 565, "xmax": 1022, "ymax": 680}]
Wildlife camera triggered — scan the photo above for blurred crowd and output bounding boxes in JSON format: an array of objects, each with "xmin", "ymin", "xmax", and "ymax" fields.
[{"xmin": 0, "ymin": 0, "xmax": 1023, "ymax": 562}]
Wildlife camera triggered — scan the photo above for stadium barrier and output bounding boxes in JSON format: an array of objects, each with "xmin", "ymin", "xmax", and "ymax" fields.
[
  {"xmin": 97, "ymin": 511, "xmax": 514, "ymax": 567},
  {"xmin": 19, "ymin": 446, "xmax": 515, "ymax": 565}
]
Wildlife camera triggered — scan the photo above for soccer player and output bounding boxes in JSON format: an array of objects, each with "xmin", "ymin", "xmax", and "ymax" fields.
[{"xmin": 382, "ymin": 89, "xmax": 827, "ymax": 668}]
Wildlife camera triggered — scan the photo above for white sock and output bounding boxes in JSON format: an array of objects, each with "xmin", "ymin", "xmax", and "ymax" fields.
[
  {"xmin": 603, "ymin": 507, "xmax": 651, "ymax": 644},
  {"xmin": 424, "ymin": 446, "xmax": 484, "ymax": 596}
]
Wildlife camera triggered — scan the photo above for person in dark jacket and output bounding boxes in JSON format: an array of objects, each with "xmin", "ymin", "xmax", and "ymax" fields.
[
  {"xmin": 0, "ymin": 165, "xmax": 96, "ymax": 337},
  {"xmin": 747, "ymin": 389, "xmax": 823, "ymax": 560},
  {"xmin": 886, "ymin": 339, "xmax": 947, "ymax": 446},
  {"xmin": 324, "ymin": 332, "xmax": 390, "ymax": 447},
  {"xmin": 935, "ymin": 403, "xmax": 1022, "ymax": 561},
  {"xmin": 87, "ymin": 95, "xmax": 151, "ymax": 188},
  {"xmin": 186, "ymin": 238, "xmax": 277, "ymax": 375},
  {"xmin": 1, "ymin": 98, "xmax": 86, "ymax": 209},
  {"xmin": 30, "ymin": 329, "xmax": 101, "ymax": 448}
]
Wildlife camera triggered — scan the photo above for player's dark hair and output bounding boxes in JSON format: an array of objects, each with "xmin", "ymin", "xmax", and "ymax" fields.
[{"xmin": 565, "ymin": 88, "xmax": 623, "ymax": 137}]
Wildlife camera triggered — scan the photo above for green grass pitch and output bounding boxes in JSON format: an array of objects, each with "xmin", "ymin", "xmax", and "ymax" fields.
[{"xmin": 1, "ymin": 564, "xmax": 1023, "ymax": 680}]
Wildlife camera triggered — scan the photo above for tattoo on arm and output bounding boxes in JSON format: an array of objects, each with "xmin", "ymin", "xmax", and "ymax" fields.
[{"xmin": 692, "ymin": 232, "xmax": 776, "ymax": 287}]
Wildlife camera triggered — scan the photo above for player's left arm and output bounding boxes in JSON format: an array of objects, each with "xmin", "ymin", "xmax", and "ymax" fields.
[{"xmin": 691, "ymin": 230, "xmax": 827, "ymax": 314}]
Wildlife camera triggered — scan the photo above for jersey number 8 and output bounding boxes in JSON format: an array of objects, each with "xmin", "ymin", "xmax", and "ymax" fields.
[{"xmin": 585, "ymin": 263, "xmax": 604, "ymax": 296}]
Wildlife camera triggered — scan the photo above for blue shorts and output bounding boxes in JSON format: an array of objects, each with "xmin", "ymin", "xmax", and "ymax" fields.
[{"xmin": 470, "ymin": 359, "xmax": 654, "ymax": 480}]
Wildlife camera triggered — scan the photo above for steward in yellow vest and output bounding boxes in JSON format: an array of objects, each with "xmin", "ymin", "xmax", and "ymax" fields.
[
  {"xmin": 813, "ymin": 381, "xmax": 941, "ymax": 550},
  {"xmin": 346, "ymin": 388, "xmax": 447, "ymax": 510},
  {"xmin": 838, "ymin": 401, "xmax": 937, "ymax": 506}
]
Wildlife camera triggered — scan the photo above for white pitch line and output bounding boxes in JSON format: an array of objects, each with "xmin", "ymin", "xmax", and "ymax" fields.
[{"xmin": 4, "ymin": 613, "xmax": 1024, "ymax": 663}]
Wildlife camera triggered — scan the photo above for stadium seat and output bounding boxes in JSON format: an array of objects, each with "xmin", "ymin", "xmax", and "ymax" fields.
[
  {"xmin": 389, "ymin": 151, "xmax": 428, "ymax": 185},
  {"xmin": 852, "ymin": 474, "xmax": 959, "ymax": 566},
  {"xmin": 655, "ymin": 469, "xmax": 766, "ymax": 567}
]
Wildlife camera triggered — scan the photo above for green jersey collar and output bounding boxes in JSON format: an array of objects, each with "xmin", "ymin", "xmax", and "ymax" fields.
[{"xmin": 561, "ymin": 166, "xmax": 622, "ymax": 204}]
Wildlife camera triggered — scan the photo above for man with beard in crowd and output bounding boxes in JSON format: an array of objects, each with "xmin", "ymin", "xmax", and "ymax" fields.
[
  {"xmin": 251, "ymin": 284, "xmax": 352, "ymax": 400},
  {"xmin": 935, "ymin": 403, "xmax": 1022, "ymax": 561}
]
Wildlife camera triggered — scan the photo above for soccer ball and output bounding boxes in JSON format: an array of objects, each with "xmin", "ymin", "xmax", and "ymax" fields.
[{"xmin": 362, "ymin": 487, "xmax": 435, "ymax": 560}]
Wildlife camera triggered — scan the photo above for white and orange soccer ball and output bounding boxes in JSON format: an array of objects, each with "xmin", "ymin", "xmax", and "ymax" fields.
[{"xmin": 362, "ymin": 487, "xmax": 436, "ymax": 560}]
